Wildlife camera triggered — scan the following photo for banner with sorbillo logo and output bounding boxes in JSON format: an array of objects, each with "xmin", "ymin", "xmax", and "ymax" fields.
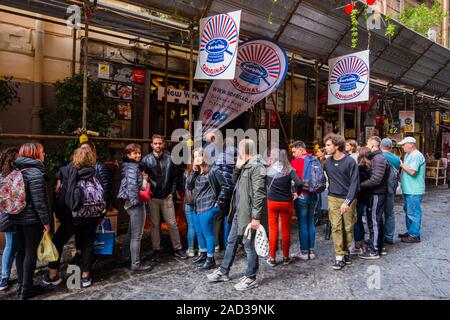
[
  {"xmin": 328, "ymin": 50, "xmax": 370, "ymax": 105},
  {"xmin": 195, "ymin": 10, "xmax": 241, "ymax": 80},
  {"xmin": 199, "ymin": 39, "xmax": 288, "ymax": 134}
]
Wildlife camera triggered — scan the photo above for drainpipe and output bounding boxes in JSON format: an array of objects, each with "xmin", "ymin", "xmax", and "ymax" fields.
[
  {"xmin": 32, "ymin": 19, "xmax": 44, "ymax": 134},
  {"xmin": 442, "ymin": 0, "xmax": 449, "ymax": 48}
]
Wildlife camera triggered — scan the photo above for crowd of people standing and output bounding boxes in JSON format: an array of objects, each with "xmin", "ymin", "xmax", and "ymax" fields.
[{"xmin": 0, "ymin": 131, "xmax": 427, "ymax": 298}]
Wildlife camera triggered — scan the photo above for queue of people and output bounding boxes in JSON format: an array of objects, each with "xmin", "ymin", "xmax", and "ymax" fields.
[{"xmin": 0, "ymin": 132, "xmax": 426, "ymax": 298}]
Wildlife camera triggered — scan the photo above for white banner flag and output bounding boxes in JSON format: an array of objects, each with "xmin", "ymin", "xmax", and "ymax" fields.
[
  {"xmin": 199, "ymin": 39, "xmax": 288, "ymax": 134},
  {"xmin": 195, "ymin": 10, "xmax": 241, "ymax": 80},
  {"xmin": 328, "ymin": 50, "xmax": 370, "ymax": 105}
]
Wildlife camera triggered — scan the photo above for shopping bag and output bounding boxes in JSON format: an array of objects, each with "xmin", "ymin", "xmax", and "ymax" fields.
[
  {"xmin": 242, "ymin": 223, "xmax": 269, "ymax": 257},
  {"xmin": 37, "ymin": 232, "xmax": 59, "ymax": 263},
  {"xmin": 94, "ymin": 225, "xmax": 115, "ymax": 255},
  {"xmin": 139, "ymin": 184, "xmax": 151, "ymax": 202}
]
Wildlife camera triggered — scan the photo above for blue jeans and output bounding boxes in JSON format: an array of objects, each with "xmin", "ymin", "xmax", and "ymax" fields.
[
  {"xmin": 2, "ymin": 231, "xmax": 17, "ymax": 280},
  {"xmin": 403, "ymin": 194, "xmax": 423, "ymax": 238},
  {"xmin": 184, "ymin": 204, "xmax": 196, "ymax": 250},
  {"xmin": 193, "ymin": 207, "xmax": 219, "ymax": 256},
  {"xmin": 295, "ymin": 194, "xmax": 317, "ymax": 252},
  {"xmin": 383, "ymin": 192, "xmax": 396, "ymax": 241},
  {"xmin": 220, "ymin": 213, "xmax": 259, "ymax": 279},
  {"xmin": 354, "ymin": 200, "xmax": 367, "ymax": 243}
]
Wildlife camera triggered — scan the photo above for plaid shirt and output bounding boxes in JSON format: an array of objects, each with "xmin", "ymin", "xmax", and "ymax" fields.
[{"xmin": 193, "ymin": 173, "xmax": 217, "ymax": 214}]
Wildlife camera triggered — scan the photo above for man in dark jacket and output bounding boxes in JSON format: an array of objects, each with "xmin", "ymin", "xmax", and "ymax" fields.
[
  {"xmin": 207, "ymin": 138, "xmax": 267, "ymax": 291},
  {"xmin": 359, "ymin": 136, "xmax": 390, "ymax": 260},
  {"xmin": 212, "ymin": 139, "xmax": 238, "ymax": 250},
  {"xmin": 141, "ymin": 134, "xmax": 187, "ymax": 261}
]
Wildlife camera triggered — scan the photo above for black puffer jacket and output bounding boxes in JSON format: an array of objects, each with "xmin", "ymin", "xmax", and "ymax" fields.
[
  {"xmin": 360, "ymin": 150, "xmax": 389, "ymax": 194},
  {"xmin": 117, "ymin": 158, "xmax": 143, "ymax": 207},
  {"xmin": 95, "ymin": 161, "xmax": 111, "ymax": 206},
  {"xmin": 11, "ymin": 157, "xmax": 50, "ymax": 226}
]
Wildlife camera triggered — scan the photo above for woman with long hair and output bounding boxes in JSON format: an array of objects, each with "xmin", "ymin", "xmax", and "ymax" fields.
[
  {"xmin": 65, "ymin": 146, "xmax": 106, "ymax": 288},
  {"xmin": 11, "ymin": 143, "xmax": 50, "ymax": 299},
  {"xmin": 266, "ymin": 148, "xmax": 302, "ymax": 266},
  {"xmin": 0, "ymin": 147, "xmax": 19, "ymax": 292},
  {"xmin": 187, "ymin": 148, "xmax": 229, "ymax": 270}
]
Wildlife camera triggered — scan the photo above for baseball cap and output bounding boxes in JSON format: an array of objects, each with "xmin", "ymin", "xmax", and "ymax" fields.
[
  {"xmin": 380, "ymin": 138, "xmax": 393, "ymax": 148},
  {"xmin": 398, "ymin": 136, "xmax": 416, "ymax": 145}
]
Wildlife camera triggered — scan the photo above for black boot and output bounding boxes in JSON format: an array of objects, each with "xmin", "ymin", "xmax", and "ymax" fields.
[
  {"xmin": 192, "ymin": 252, "xmax": 207, "ymax": 265},
  {"xmin": 200, "ymin": 256, "xmax": 216, "ymax": 270},
  {"xmin": 19, "ymin": 285, "xmax": 44, "ymax": 300},
  {"xmin": 16, "ymin": 284, "xmax": 22, "ymax": 299}
]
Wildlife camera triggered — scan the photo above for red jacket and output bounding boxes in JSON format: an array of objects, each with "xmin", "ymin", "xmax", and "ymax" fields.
[{"xmin": 291, "ymin": 153, "xmax": 310, "ymax": 195}]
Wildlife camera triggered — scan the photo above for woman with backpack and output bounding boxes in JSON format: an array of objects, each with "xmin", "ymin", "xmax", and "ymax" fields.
[
  {"xmin": 266, "ymin": 148, "xmax": 302, "ymax": 267},
  {"xmin": 65, "ymin": 146, "xmax": 106, "ymax": 288},
  {"xmin": 187, "ymin": 148, "xmax": 228, "ymax": 270},
  {"xmin": 10, "ymin": 143, "xmax": 51, "ymax": 300},
  {"xmin": 117, "ymin": 143, "xmax": 152, "ymax": 272},
  {"xmin": 0, "ymin": 147, "xmax": 19, "ymax": 292}
]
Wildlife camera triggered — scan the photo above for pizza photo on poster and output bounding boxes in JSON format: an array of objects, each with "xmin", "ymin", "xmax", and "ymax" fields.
[{"xmin": 328, "ymin": 50, "xmax": 370, "ymax": 105}]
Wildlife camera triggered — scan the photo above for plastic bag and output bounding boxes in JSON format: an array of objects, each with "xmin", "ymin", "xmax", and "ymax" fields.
[
  {"xmin": 243, "ymin": 223, "xmax": 269, "ymax": 257},
  {"xmin": 37, "ymin": 232, "xmax": 59, "ymax": 262}
]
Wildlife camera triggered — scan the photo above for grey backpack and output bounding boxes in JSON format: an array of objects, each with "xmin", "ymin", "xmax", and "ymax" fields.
[{"xmin": 72, "ymin": 176, "xmax": 106, "ymax": 218}]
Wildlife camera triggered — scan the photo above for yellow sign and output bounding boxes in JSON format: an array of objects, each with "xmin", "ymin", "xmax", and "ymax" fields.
[{"xmin": 98, "ymin": 63, "xmax": 110, "ymax": 79}]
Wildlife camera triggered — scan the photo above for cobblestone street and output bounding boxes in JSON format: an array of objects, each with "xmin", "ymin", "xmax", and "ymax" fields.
[{"xmin": 1, "ymin": 186, "xmax": 449, "ymax": 300}]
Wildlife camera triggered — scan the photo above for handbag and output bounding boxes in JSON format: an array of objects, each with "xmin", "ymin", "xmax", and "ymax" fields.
[
  {"xmin": 243, "ymin": 223, "xmax": 269, "ymax": 257},
  {"xmin": 94, "ymin": 223, "xmax": 115, "ymax": 255},
  {"xmin": 139, "ymin": 183, "xmax": 151, "ymax": 202}
]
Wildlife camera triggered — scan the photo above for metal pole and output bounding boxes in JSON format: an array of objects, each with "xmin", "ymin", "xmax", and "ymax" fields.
[
  {"xmin": 82, "ymin": 3, "xmax": 89, "ymax": 131},
  {"xmin": 143, "ymin": 69, "xmax": 151, "ymax": 154},
  {"xmin": 339, "ymin": 105, "xmax": 345, "ymax": 137},
  {"xmin": 71, "ymin": 28, "xmax": 76, "ymax": 76},
  {"xmin": 164, "ymin": 44, "xmax": 169, "ymax": 137},
  {"xmin": 442, "ymin": 0, "xmax": 449, "ymax": 48},
  {"xmin": 290, "ymin": 54, "xmax": 294, "ymax": 141},
  {"xmin": 189, "ymin": 32, "xmax": 194, "ymax": 138},
  {"xmin": 315, "ymin": 61, "xmax": 319, "ymax": 126}
]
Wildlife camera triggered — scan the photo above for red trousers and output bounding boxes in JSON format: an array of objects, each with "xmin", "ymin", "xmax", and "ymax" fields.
[{"xmin": 268, "ymin": 200, "xmax": 293, "ymax": 259}]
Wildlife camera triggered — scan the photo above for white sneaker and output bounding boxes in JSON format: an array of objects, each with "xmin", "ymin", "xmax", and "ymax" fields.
[
  {"xmin": 207, "ymin": 268, "xmax": 230, "ymax": 282},
  {"xmin": 291, "ymin": 251, "xmax": 309, "ymax": 261},
  {"xmin": 234, "ymin": 276, "xmax": 258, "ymax": 291}
]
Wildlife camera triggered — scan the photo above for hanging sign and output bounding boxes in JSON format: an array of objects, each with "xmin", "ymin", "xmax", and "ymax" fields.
[
  {"xmin": 98, "ymin": 63, "xmax": 110, "ymax": 79},
  {"xmin": 399, "ymin": 110, "xmax": 415, "ymax": 133},
  {"xmin": 199, "ymin": 39, "xmax": 288, "ymax": 134},
  {"xmin": 157, "ymin": 87, "xmax": 204, "ymax": 106},
  {"xmin": 195, "ymin": 10, "xmax": 241, "ymax": 80},
  {"xmin": 132, "ymin": 69, "xmax": 145, "ymax": 84},
  {"xmin": 328, "ymin": 50, "xmax": 370, "ymax": 105}
]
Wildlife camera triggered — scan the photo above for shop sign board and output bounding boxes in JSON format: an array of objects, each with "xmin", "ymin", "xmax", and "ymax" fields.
[
  {"xmin": 199, "ymin": 39, "xmax": 288, "ymax": 134},
  {"xmin": 328, "ymin": 50, "xmax": 370, "ymax": 105},
  {"xmin": 399, "ymin": 111, "xmax": 415, "ymax": 133},
  {"xmin": 157, "ymin": 87, "xmax": 204, "ymax": 106},
  {"xmin": 195, "ymin": 11, "xmax": 241, "ymax": 80}
]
